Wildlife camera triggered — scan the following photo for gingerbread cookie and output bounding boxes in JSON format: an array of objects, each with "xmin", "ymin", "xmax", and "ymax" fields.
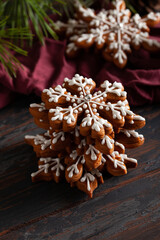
[
  {"xmin": 76, "ymin": 173, "xmax": 98, "ymax": 198},
  {"xmin": 55, "ymin": 0, "xmax": 160, "ymax": 68},
  {"xmin": 42, "ymin": 74, "xmax": 141, "ymax": 140}
]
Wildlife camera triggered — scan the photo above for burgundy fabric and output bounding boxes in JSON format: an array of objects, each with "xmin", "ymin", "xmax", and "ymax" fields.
[{"xmin": 0, "ymin": 25, "xmax": 160, "ymax": 109}]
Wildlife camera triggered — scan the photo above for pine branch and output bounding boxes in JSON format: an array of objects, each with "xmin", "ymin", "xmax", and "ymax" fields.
[
  {"xmin": 0, "ymin": 17, "xmax": 29, "ymax": 77},
  {"xmin": 1, "ymin": 0, "xmax": 61, "ymax": 45}
]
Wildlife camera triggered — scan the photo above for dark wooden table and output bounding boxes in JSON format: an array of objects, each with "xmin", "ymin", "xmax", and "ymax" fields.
[{"xmin": 0, "ymin": 95, "xmax": 160, "ymax": 240}]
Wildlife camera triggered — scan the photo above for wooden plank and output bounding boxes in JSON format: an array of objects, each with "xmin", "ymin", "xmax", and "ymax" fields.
[
  {"xmin": 1, "ymin": 168, "xmax": 160, "ymax": 240},
  {"xmin": 0, "ymin": 96, "xmax": 160, "ymax": 239}
]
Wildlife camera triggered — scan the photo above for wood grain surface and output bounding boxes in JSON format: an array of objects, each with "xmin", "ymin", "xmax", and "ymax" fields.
[{"xmin": 0, "ymin": 95, "xmax": 160, "ymax": 240}]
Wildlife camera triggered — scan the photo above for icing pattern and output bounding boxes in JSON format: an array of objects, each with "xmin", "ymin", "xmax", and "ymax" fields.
[
  {"xmin": 85, "ymin": 145, "xmax": 100, "ymax": 160},
  {"xmin": 107, "ymin": 151, "xmax": 137, "ymax": 170},
  {"xmin": 121, "ymin": 129, "xmax": 144, "ymax": 139},
  {"xmin": 80, "ymin": 173, "xmax": 95, "ymax": 191},
  {"xmin": 115, "ymin": 141, "xmax": 125, "ymax": 150},
  {"xmin": 44, "ymin": 74, "xmax": 134, "ymax": 135},
  {"xmin": 25, "ymin": 131, "xmax": 51, "ymax": 150},
  {"xmin": 52, "ymin": 131, "xmax": 65, "ymax": 144},
  {"xmin": 101, "ymin": 135, "xmax": 114, "ymax": 149},
  {"xmin": 107, "ymin": 151, "xmax": 127, "ymax": 170},
  {"xmin": 30, "ymin": 103, "xmax": 46, "ymax": 112},
  {"xmin": 120, "ymin": 154, "xmax": 137, "ymax": 164},
  {"xmin": 31, "ymin": 157, "xmax": 64, "ymax": 177},
  {"xmin": 67, "ymin": 155, "xmax": 84, "ymax": 178}
]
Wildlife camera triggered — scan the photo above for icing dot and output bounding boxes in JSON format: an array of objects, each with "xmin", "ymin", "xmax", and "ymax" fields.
[
  {"xmin": 103, "ymin": 93, "xmax": 107, "ymax": 97},
  {"xmin": 74, "ymin": 109, "xmax": 78, "ymax": 114},
  {"xmin": 86, "ymin": 90, "xmax": 90, "ymax": 94},
  {"xmin": 100, "ymin": 97, "xmax": 103, "ymax": 100},
  {"xmin": 73, "ymin": 103, "xmax": 77, "ymax": 107},
  {"xmin": 80, "ymin": 91, "xmax": 83, "ymax": 95},
  {"xmin": 85, "ymin": 86, "xmax": 89, "ymax": 90},
  {"xmin": 71, "ymin": 99, "xmax": 75, "ymax": 102},
  {"xmin": 78, "ymin": 107, "xmax": 83, "ymax": 111},
  {"xmin": 96, "ymin": 113, "xmax": 99, "ymax": 116},
  {"xmin": 64, "ymin": 77, "xmax": 68, "ymax": 82},
  {"xmin": 99, "ymin": 106, "xmax": 103, "ymax": 110},
  {"xmin": 87, "ymin": 114, "xmax": 91, "ymax": 117},
  {"xmin": 78, "ymin": 87, "xmax": 82, "ymax": 91},
  {"xmin": 92, "ymin": 104, "xmax": 97, "ymax": 108},
  {"xmin": 85, "ymin": 110, "xmax": 89, "ymax": 114},
  {"xmin": 93, "ymin": 109, "xmax": 97, "ymax": 112},
  {"xmin": 83, "ymin": 104, "xmax": 87, "ymax": 109}
]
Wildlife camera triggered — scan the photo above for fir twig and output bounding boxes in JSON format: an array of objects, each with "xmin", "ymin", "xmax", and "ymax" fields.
[
  {"xmin": 0, "ymin": 17, "xmax": 30, "ymax": 77},
  {"xmin": 1, "ymin": 0, "xmax": 62, "ymax": 45}
]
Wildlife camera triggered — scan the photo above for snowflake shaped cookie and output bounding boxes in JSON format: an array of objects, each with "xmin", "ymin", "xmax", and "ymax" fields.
[
  {"xmin": 42, "ymin": 74, "xmax": 145, "ymax": 139},
  {"xmin": 56, "ymin": 0, "xmax": 160, "ymax": 68}
]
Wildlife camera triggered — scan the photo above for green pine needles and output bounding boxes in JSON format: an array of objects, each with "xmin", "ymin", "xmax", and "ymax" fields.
[
  {"xmin": 1, "ymin": 0, "xmax": 61, "ymax": 45},
  {"xmin": 0, "ymin": 17, "xmax": 30, "ymax": 77},
  {"xmin": 0, "ymin": 0, "xmax": 63, "ymax": 76},
  {"xmin": 0, "ymin": 0, "xmax": 135, "ymax": 77}
]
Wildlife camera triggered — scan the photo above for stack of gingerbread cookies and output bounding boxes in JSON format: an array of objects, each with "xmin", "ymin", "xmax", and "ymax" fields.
[{"xmin": 25, "ymin": 74, "xmax": 145, "ymax": 198}]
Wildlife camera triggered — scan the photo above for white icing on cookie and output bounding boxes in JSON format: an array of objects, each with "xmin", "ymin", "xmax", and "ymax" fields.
[
  {"xmin": 85, "ymin": 145, "xmax": 99, "ymax": 160},
  {"xmin": 100, "ymin": 80, "xmax": 126, "ymax": 97},
  {"xmin": 25, "ymin": 132, "xmax": 51, "ymax": 150},
  {"xmin": 115, "ymin": 141, "xmax": 125, "ymax": 150},
  {"xmin": 67, "ymin": 159, "xmax": 80, "ymax": 178},
  {"xmin": 120, "ymin": 154, "xmax": 137, "ymax": 164},
  {"xmin": 31, "ymin": 157, "xmax": 64, "ymax": 177},
  {"xmin": 80, "ymin": 173, "xmax": 95, "ymax": 191},
  {"xmin": 101, "ymin": 136, "xmax": 114, "ymax": 149},
  {"xmin": 52, "ymin": 131, "xmax": 65, "ymax": 144},
  {"xmin": 43, "ymin": 85, "xmax": 67, "ymax": 103},
  {"xmin": 107, "ymin": 152, "xmax": 126, "ymax": 170},
  {"xmin": 121, "ymin": 129, "xmax": 144, "ymax": 139},
  {"xmin": 133, "ymin": 115, "xmax": 145, "ymax": 121},
  {"xmin": 30, "ymin": 103, "xmax": 46, "ymax": 112}
]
